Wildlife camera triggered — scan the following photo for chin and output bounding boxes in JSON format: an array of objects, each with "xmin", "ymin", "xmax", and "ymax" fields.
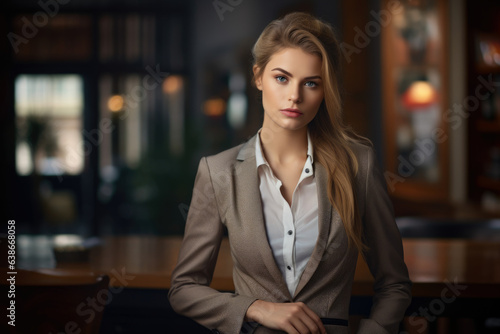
[
  {"xmin": 264, "ymin": 113, "xmax": 312, "ymax": 131},
  {"xmin": 278, "ymin": 122, "xmax": 309, "ymax": 131}
]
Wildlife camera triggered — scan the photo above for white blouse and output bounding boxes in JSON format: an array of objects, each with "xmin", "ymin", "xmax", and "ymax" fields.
[{"xmin": 255, "ymin": 130, "xmax": 319, "ymax": 296}]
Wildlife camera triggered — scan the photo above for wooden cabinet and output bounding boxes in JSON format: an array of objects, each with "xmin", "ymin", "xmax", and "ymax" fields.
[
  {"xmin": 466, "ymin": 0, "xmax": 500, "ymax": 210},
  {"xmin": 381, "ymin": 0, "xmax": 450, "ymax": 202}
]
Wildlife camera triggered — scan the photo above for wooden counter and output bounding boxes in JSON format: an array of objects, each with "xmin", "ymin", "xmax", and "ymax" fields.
[
  {"xmin": 10, "ymin": 235, "xmax": 500, "ymax": 332},
  {"xmin": 45, "ymin": 236, "xmax": 500, "ymax": 299}
]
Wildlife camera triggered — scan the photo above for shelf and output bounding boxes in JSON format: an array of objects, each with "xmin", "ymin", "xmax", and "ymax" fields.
[
  {"xmin": 477, "ymin": 175, "xmax": 500, "ymax": 192},
  {"xmin": 475, "ymin": 63, "xmax": 500, "ymax": 75},
  {"xmin": 476, "ymin": 119, "xmax": 500, "ymax": 133},
  {"xmin": 467, "ymin": 0, "xmax": 500, "ymax": 202}
]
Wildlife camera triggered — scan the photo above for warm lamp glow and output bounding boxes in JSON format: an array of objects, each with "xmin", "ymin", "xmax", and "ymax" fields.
[
  {"xmin": 402, "ymin": 81, "xmax": 437, "ymax": 109},
  {"xmin": 163, "ymin": 75, "xmax": 183, "ymax": 94},
  {"xmin": 108, "ymin": 95, "xmax": 124, "ymax": 112},
  {"xmin": 203, "ymin": 98, "xmax": 226, "ymax": 117},
  {"xmin": 408, "ymin": 82, "xmax": 434, "ymax": 103}
]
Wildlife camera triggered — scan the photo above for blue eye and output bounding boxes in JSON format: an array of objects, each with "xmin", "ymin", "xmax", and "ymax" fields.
[
  {"xmin": 275, "ymin": 76, "xmax": 287, "ymax": 83},
  {"xmin": 305, "ymin": 81, "xmax": 317, "ymax": 87}
]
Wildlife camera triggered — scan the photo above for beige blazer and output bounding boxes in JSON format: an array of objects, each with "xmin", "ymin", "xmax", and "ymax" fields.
[{"xmin": 168, "ymin": 134, "xmax": 412, "ymax": 334}]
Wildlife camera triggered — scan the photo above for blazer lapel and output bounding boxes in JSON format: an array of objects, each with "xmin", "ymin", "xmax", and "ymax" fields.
[
  {"xmin": 293, "ymin": 162, "xmax": 338, "ymax": 298},
  {"xmin": 236, "ymin": 135, "xmax": 292, "ymax": 300}
]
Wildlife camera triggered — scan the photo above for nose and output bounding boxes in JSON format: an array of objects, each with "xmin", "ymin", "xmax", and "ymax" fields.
[{"xmin": 288, "ymin": 83, "xmax": 302, "ymax": 103}]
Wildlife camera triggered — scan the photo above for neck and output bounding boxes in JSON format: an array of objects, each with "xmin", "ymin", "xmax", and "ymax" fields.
[{"xmin": 259, "ymin": 125, "xmax": 308, "ymax": 164}]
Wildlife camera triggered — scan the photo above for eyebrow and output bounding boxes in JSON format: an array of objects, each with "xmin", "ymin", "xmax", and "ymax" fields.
[{"xmin": 271, "ymin": 67, "xmax": 322, "ymax": 80}]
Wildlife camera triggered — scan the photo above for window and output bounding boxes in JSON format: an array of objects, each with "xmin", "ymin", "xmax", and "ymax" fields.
[{"xmin": 15, "ymin": 74, "xmax": 84, "ymax": 176}]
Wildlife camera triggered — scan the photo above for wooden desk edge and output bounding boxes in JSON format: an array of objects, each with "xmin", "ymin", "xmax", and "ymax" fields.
[{"xmin": 102, "ymin": 272, "xmax": 500, "ymax": 299}]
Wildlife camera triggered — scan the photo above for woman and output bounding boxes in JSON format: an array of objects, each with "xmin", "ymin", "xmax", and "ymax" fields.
[{"xmin": 168, "ymin": 12, "xmax": 412, "ymax": 334}]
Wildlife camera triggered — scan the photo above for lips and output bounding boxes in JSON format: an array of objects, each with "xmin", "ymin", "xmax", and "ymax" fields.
[{"xmin": 280, "ymin": 108, "xmax": 303, "ymax": 118}]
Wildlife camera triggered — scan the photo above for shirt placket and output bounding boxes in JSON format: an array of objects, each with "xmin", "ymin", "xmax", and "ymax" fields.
[
  {"xmin": 286, "ymin": 159, "xmax": 313, "ymax": 290},
  {"xmin": 281, "ymin": 197, "xmax": 295, "ymax": 288},
  {"xmin": 268, "ymin": 156, "xmax": 314, "ymax": 295}
]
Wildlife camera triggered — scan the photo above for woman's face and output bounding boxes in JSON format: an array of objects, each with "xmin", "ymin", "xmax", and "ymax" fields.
[{"xmin": 254, "ymin": 47, "xmax": 324, "ymax": 133}]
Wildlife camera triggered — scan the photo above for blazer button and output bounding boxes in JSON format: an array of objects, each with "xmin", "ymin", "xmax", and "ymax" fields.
[{"xmin": 211, "ymin": 330, "xmax": 221, "ymax": 334}]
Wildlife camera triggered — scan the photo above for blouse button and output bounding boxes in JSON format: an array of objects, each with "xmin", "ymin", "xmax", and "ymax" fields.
[
  {"xmin": 288, "ymin": 230, "xmax": 293, "ymax": 235},
  {"xmin": 305, "ymin": 168, "xmax": 310, "ymax": 173},
  {"xmin": 287, "ymin": 266, "xmax": 292, "ymax": 270}
]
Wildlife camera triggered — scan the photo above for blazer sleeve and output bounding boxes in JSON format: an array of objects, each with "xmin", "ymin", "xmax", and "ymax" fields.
[
  {"xmin": 356, "ymin": 147, "xmax": 412, "ymax": 334},
  {"xmin": 168, "ymin": 157, "xmax": 257, "ymax": 334}
]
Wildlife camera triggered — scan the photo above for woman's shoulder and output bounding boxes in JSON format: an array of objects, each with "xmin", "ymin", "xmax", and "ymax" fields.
[
  {"xmin": 347, "ymin": 139, "xmax": 375, "ymax": 163},
  {"xmin": 206, "ymin": 143, "xmax": 244, "ymax": 165},
  {"xmin": 204, "ymin": 134, "xmax": 257, "ymax": 172}
]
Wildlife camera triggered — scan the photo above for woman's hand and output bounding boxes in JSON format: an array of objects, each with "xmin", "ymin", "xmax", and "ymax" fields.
[{"xmin": 245, "ymin": 300, "xmax": 327, "ymax": 334}]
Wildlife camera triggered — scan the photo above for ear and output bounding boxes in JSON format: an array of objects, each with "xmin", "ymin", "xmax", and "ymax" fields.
[{"xmin": 253, "ymin": 65, "xmax": 263, "ymax": 91}]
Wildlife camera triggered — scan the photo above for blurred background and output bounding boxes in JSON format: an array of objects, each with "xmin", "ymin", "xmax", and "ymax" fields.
[
  {"xmin": 1, "ymin": 0, "xmax": 500, "ymax": 333},
  {"xmin": 3, "ymin": 0, "xmax": 499, "ymax": 237}
]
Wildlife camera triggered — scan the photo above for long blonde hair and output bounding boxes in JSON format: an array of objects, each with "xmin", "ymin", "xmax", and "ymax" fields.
[{"xmin": 252, "ymin": 12, "xmax": 370, "ymax": 252}]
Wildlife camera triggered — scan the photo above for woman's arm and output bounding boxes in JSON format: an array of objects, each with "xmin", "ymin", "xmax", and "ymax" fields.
[
  {"xmin": 357, "ymin": 147, "xmax": 412, "ymax": 334},
  {"xmin": 168, "ymin": 157, "xmax": 257, "ymax": 334},
  {"xmin": 246, "ymin": 300, "xmax": 326, "ymax": 334}
]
